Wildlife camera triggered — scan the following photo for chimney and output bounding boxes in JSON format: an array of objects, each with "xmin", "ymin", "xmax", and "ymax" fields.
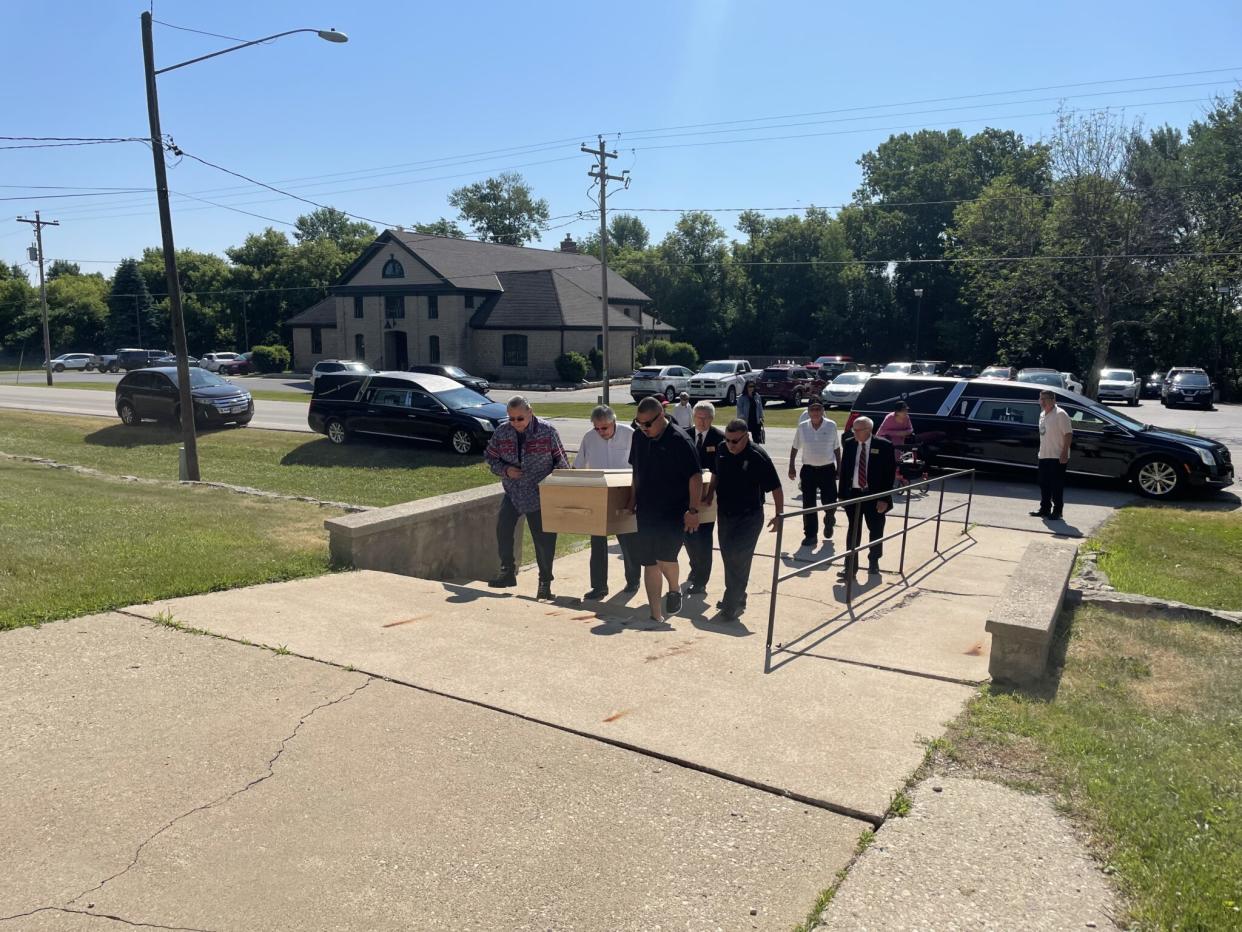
[{"xmin": 559, "ymin": 235, "xmax": 579, "ymax": 253}]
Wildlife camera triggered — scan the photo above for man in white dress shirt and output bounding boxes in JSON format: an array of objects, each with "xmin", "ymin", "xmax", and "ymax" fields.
[
  {"xmin": 788, "ymin": 399, "xmax": 843, "ymax": 548},
  {"xmin": 671, "ymin": 392, "xmax": 694, "ymax": 430},
  {"xmin": 575, "ymin": 404, "xmax": 641, "ymax": 600}
]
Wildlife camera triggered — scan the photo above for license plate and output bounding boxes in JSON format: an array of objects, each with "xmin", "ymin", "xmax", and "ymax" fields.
[{"xmin": 229, "ymin": 405, "xmax": 246, "ymax": 414}]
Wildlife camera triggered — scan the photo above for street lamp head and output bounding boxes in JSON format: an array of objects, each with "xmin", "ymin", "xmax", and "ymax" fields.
[
  {"xmin": 913, "ymin": 288, "xmax": 924, "ymax": 298},
  {"xmin": 317, "ymin": 29, "xmax": 349, "ymax": 43}
]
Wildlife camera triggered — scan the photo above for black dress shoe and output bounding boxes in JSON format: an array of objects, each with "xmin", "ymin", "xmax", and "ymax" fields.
[
  {"xmin": 801, "ymin": 537, "xmax": 816, "ymax": 548},
  {"xmin": 1049, "ymin": 512, "xmax": 1064, "ymax": 520},
  {"xmin": 536, "ymin": 581, "xmax": 553, "ymax": 601},
  {"xmin": 867, "ymin": 563, "xmax": 881, "ymax": 576},
  {"xmin": 1029, "ymin": 510, "xmax": 1051, "ymax": 518},
  {"xmin": 583, "ymin": 586, "xmax": 609, "ymax": 600},
  {"xmin": 664, "ymin": 590, "xmax": 682, "ymax": 615},
  {"xmin": 488, "ymin": 571, "xmax": 517, "ymax": 588},
  {"xmin": 623, "ymin": 580, "xmax": 640, "ymax": 593}
]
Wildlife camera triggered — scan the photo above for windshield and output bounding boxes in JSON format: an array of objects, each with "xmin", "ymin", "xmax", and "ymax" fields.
[
  {"xmin": 882, "ymin": 363, "xmax": 912, "ymax": 373},
  {"xmin": 699, "ymin": 362, "xmax": 735, "ymax": 374},
  {"xmin": 1100, "ymin": 369, "xmax": 1134, "ymax": 381},
  {"xmin": 815, "ymin": 357, "xmax": 846, "ymax": 365},
  {"xmin": 832, "ymin": 372, "xmax": 869, "ymax": 385},
  {"xmin": 1174, "ymin": 373, "xmax": 1210, "ymax": 386},
  {"xmin": 437, "ymin": 386, "xmax": 492, "ymax": 410},
  {"xmin": 179, "ymin": 369, "xmax": 231, "ymax": 389},
  {"xmin": 442, "ymin": 366, "xmax": 468, "ymax": 377},
  {"xmin": 1018, "ymin": 372, "xmax": 1063, "ymax": 387}
]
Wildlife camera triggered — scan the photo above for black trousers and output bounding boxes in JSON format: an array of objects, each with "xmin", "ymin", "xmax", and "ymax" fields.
[
  {"xmin": 842, "ymin": 489, "xmax": 886, "ymax": 574},
  {"xmin": 589, "ymin": 532, "xmax": 640, "ymax": 590},
  {"xmin": 717, "ymin": 509, "xmax": 764, "ymax": 614},
  {"xmin": 684, "ymin": 520, "xmax": 715, "ymax": 587},
  {"xmin": 497, "ymin": 497, "xmax": 556, "ymax": 583},
  {"xmin": 799, "ymin": 463, "xmax": 838, "ymax": 539},
  {"xmin": 1037, "ymin": 458, "xmax": 1067, "ymax": 515}
]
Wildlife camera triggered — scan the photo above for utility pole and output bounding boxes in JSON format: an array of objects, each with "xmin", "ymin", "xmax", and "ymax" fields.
[
  {"xmin": 581, "ymin": 135, "xmax": 629, "ymax": 405},
  {"xmin": 17, "ymin": 211, "xmax": 58, "ymax": 386}
]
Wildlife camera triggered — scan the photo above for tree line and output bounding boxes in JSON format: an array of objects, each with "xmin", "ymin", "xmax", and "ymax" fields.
[{"xmin": 2, "ymin": 95, "xmax": 1238, "ymax": 397}]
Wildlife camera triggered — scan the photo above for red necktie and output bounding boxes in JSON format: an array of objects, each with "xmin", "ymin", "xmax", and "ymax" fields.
[{"xmin": 858, "ymin": 443, "xmax": 868, "ymax": 489}]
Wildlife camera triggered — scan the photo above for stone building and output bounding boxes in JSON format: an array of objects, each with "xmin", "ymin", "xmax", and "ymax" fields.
[{"xmin": 288, "ymin": 230, "xmax": 671, "ymax": 379}]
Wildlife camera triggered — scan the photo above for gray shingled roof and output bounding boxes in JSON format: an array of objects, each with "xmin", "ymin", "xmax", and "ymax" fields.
[
  {"xmin": 470, "ymin": 270, "xmax": 651, "ymax": 330},
  {"xmin": 286, "ymin": 296, "xmax": 337, "ymax": 327},
  {"xmin": 389, "ymin": 230, "xmax": 651, "ymax": 303}
]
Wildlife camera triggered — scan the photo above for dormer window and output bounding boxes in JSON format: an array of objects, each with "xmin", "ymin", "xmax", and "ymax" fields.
[{"xmin": 381, "ymin": 255, "xmax": 405, "ymax": 279}]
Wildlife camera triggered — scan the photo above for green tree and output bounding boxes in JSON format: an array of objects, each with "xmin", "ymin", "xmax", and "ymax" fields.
[
  {"xmin": 448, "ymin": 172, "xmax": 550, "ymax": 245},
  {"xmin": 138, "ymin": 248, "xmax": 233, "ymax": 352},
  {"xmin": 226, "ymin": 229, "xmax": 293, "ymax": 348},
  {"xmin": 47, "ymin": 260, "xmax": 81, "ymax": 281},
  {"xmin": 106, "ymin": 259, "xmax": 155, "ymax": 349},
  {"xmin": 292, "ymin": 207, "xmax": 377, "ymax": 255},
  {"xmin": 579, "ymin": 214, "xmax": 651, "ymax": 256},
  {"xmin": 0, "ymin": 265, "xmax": 37, "ymax": 353},
  {"xmin": 46, "ymin": 272, "xmax": 109, "ymax": 350},
  {"xmin": 648, "ymin": 212, "xmax": 733, "ymax": 357},
  {"xmin": 412, "ymin": 218, "xmax": 466, "ymax": 239}
]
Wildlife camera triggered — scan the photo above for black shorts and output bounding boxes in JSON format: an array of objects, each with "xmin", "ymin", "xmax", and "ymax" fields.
[{"xmin": 635, "ymin": 517, "xmax": 685, "ymax": 566}]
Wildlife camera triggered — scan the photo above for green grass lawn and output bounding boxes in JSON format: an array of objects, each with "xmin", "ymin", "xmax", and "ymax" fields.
[
  {"xmin": 1086, "ymin": 504, "xmax": 1242, "ymax": 610},
  {"xmin": 0, "ymin": 409, "xmax": 493, "ymax": 507},
  {"xmin": 0, "ymin": 461, "xmax": 337, "ymax": 630},
  {"xmin": 19, "ymin": 379, "xmax": 308, "ymax": 405},
  {"xmin": 947, "ymin": 604, "xmax": 1242, "ymax": 930},
  {"xmin": 533, "ymin": 400, "xmax": 848, "ymax": 430}
]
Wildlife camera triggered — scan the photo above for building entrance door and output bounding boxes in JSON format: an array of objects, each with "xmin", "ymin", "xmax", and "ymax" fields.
[{"xmin": 384, "ymin": 330, "xmax": 408, "ymax": 370}]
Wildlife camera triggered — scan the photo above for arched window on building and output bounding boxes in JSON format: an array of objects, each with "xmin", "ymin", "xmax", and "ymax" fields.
[{"xmin": 381, "ymin": 255, "xmax": 405, "ymax": 279}]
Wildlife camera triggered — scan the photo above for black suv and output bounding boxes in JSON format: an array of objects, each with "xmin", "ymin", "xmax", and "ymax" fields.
[
  {"xmin": 407, "ymin": 364, "xmax": 489, "ymax": 395},
  {"xmin": 847, "ymin": 376, "xmax": 1233, "ymax": 499},
  {"xmin": 117, "ymin": 348, "xmax": 173, "ymax": 371},
  {"xmin": 308, "ymin": 370, "xmax": 508, "ymax": 454},
  {"xmin": 1161, "ymin": 369, "xmax": 1214, "ymax": 410},
  {"xmin": 115, "ymin": 367, "xmax": 253, "ymax": 427}
]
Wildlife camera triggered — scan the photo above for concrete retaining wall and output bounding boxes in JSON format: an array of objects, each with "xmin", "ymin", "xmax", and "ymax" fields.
[
  {"xmin": 324, "ymin": 484, "xmax": 522, "ymax": 582},
  {"xmin": 985, "ymin": 540, "xmax": 1078, "ymax": 686}
]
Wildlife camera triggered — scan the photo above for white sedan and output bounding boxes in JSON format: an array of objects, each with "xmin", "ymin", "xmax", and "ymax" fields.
[
  {"xmin": 820, "ymin": 370, "xmax": 873, "ymax": 408},
  {"xmin": 201, "ymin": 352, "xmax": 243, "ymax": 372}
]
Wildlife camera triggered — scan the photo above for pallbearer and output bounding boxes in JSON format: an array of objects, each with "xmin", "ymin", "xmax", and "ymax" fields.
[{"xmin": 574, "ymin": 405, "xmax": 641, "ymax": 599}]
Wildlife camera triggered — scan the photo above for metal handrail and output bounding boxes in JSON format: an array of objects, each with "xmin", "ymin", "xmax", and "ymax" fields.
[{"xmin": 763, "ymin": 468, "xmax": 976, "ymax": 673}]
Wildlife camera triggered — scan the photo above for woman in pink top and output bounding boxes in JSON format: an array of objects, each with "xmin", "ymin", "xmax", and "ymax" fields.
[{"xmin": 877, "ymin": 402, "xmax": 915, "ymax": 482}]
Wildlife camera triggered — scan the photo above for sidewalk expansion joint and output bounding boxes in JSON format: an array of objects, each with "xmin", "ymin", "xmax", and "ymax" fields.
[
  {"xmin": 0, "ymin": 905, "xmax": 219, "ymax": 931},
  {"xmin": 61, "ymin": 671, "xmax": 374, "ymax": 911},
  {"xmin": 121, "ymin": 614, "xmax": 887, "ymax": 827}
]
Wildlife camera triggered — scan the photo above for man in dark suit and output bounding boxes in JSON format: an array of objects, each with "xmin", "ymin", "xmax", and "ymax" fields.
[
  {"xmin": 837, "ymin": 415, "xmax": 897, "ymax": 578},
  {"xmin": 684, "ymin": 402, "xmax": 725, "ymax": 595}
]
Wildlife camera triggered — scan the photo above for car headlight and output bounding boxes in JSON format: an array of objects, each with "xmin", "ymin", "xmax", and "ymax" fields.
[
  {"xmin": 475, "ymin": 418, "xmax": 496, "ymax": 432},
  {"xmin": 1196, "ymin": 447, "xmax": 1216, "ymax": 467}
]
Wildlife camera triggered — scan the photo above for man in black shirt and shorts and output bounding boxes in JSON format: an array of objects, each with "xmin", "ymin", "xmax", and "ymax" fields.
[
  {"xmin": 706, "ymin": 417, "xmax": 784, "ymax": 620},
  {"xmin": 627, "ymin": 395, "xmax": 703, "ymax": 622}
]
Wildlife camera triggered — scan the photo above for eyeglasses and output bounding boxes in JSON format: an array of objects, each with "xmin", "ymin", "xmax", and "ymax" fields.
[
  {"xmin": 724, "ymin": 435, "xmax": 746, "ymax": 445},
  {"xmin": 593, "ymin": 423, "xmax": 614, "ymax": 433},
  {"xmin": 509, "ymin": 415, "xmax": 528, "ymax": 424}
]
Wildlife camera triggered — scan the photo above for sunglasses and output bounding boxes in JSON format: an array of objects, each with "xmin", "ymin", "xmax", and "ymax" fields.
[
  {"xmin": 509, "ymin": 415, "xmax": 528, "ymax": 424},
  {"xmin": 724, "ymin": 435, "xmax": 746, "ymax": 445},
  {"xmin": 636, "ymin": 415, "xmax": 660, "ymax": 429}
]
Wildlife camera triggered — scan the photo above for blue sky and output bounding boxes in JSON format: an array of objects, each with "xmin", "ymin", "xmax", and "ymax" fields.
[{"xmin": 4, "ymin": 0, "xmax": 1240, "ymax": 276}]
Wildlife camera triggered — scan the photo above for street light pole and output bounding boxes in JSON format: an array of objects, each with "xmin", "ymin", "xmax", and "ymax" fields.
[
  {"xmin": 913, "ymin": 287, "xmax": 924, "ymax": 359},
  {"xmin": 138, "ymin": 12, "xmax": 347, "ymax": 481}
]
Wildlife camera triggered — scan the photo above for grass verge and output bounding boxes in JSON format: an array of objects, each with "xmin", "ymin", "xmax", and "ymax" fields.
[
  {"xmin": 0, "ymin": 461, "xmax": 337, "ymax": 631},
  {"xmin": 532, "ymin": 401, "xmax": 848, "ymax": 430},
  {"xmin": 1085, "ymin": 503, "xmax": 1242, "ymax": 610},
  {"xmin": 0, "ymin": 409, "xmax": 493, "ymax": 507},
  {"xmin": 944, "ymin": 603, "xmax": 1242, "ymax": 930}
]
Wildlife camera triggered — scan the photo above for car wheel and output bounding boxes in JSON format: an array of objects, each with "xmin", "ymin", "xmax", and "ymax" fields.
[
  {"xmin": 53, "ymin": 363, "xmax": 64, "ymax": 372},
  {"xmin": 1133, "ymin": 457, "xmax": 1182, "ymax": 499},
  {"xmin": 109, "ymin": 365, "xmax": 119, "ymax": 373},
  {"xmin": 1128, "ymin": 396, "xmax": 1139, "ymax": 407},
  {"xmin": 665, "ymin": 385, "xmax": 676, "ymax": 400},
  {"xmin": 725, "ymin": 386, "xmax": 737, "ymax": 406},
  {"xmin": 326, "ymin": 418, "xmax": 348, "ymax": 445},
  {"xmin": 448, "ymin": 428, "xmax": 476, "ymax": 455},
  {"xmin": 118, "ymin": 401, "xmax": 139, "ymax": 426}
]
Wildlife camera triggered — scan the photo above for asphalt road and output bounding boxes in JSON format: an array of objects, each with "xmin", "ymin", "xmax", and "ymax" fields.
[{"xmin": 2, "ymin": 383, "xmax": 1237, "ymax": 538}]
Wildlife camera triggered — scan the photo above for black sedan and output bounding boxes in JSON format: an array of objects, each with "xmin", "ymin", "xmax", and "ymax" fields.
[
  {"xmin": 848, "ymin": 375, "xmax": 1233, "ymax": 499},
  {"xmin": 407, "ymin": 364, "xmax": 489, "ymax": 395},
  {"xmin": 1142, "ymin": 370, "xmax": 1164, "ymax": 399},
  {"xmin": 115, "ymin": 367, "xmax": 253, "ymax": 427},
  {"xmin": 309, "ymin": 371, "xmax": 507, "ymax": 454}
]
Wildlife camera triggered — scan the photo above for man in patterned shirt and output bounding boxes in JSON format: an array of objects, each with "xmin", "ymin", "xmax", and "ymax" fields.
[{"xmin": 484, "ymin": 395, "xmax": 569, "ymax": 600}]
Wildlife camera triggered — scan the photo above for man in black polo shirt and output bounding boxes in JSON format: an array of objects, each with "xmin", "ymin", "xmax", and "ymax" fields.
[
  {"xmin": 705, "ymin": 417, "xmax": 784, "ymax": 621},
  {"xmin": 627, "ymin": 395, "xmax": 703, "ymax": 622}
]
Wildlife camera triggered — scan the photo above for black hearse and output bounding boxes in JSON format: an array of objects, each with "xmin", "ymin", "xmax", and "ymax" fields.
[
  {"xmin": 846, "ymin": 376, "xmax": 1233, "ymax": 499},
  {"xmin": 308, "ymin": 370, "xmax": 508, "ymax": 454}
]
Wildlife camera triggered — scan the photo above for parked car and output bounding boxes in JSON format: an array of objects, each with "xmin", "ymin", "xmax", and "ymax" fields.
[
  {"xmin": 1096, "ymin": 368, "xmax": 1140, "ymax": 406},
  {"xmin": 117, "ymin": 348, "xmax": 173, "ymax": 371},
  {"xmin": 115, "ymin": 367, "xmax": 253, "ymax": 427},
  {"xmin": 217, "ymin": 354, "xmax": 252, "ymax": 376},
  {"xmin": 1061, "ymin": 372, "xmax": 1084, "ymax": 394},
  {"xmin": 1017, "ymin": 368, "xmax": 1069, "ymax": 390},
  {"xmin": 150, "ymin": 354, "xmax": 200, "ymax": 368},
  {"xmin": 408, "ymin": 364, "xmax": 490, "ymax": 395},
  {"xmin": 1161, "ymin": 367, "xmax": 1201, "ymax": 396},
  {"xmin": 756, "ymin": 364, "xmax": 820, "ymax": 406},
  {"xmin": 913, "ymin": 360, "xmax": 949, "ymax": 375},
  {"xmin": 846, "ymin": 375, "xmax": 1232, "ymax": 499},
  {"xmin": 44, "ymin": 352, "xmax": 95, "ymax": 372},
  {"xmin": 202, "ymin": 352, "xmax": 245, "ymax": 373},
  {"xmin": 629, "ymin": 364, "xmax": 694, "ymax": 402},
  {"xmin": 90, "ymin": 353, "xmax": 119, "ymax": 373},
  {"xmin": 881, "ymin": 361, "xmax": 915, "ymax": 375},
  {"xmin": 945, "ymin": 364, "xmax": 980, "ymax": 378},
  {"xmin": 1162, "ymin": 369, "xmax": 1214, "ymax": 409},
  {"xmin": 820, "ymin": 370, "xmax": 873, "ymax": 408},
  {"xmin": 979, "ymin": 365, "xmax": 1017, "ymax": 380},
  {"xmin": 1141, "ymin": 370, "xmax": 1164, "ymax": 399},
  {"xmin": 806, "ymin": 355, "xmax": 857, "ymax": 379},
  {"xmin": 687, "ymin": 360, "xmax": 757, "ymax": 404},
  {"xmin": 312, "ymin": 359, "xmax": 373, "ymax": 385},
  {"xmin": 308, "ymin": 371, "xmax": 507, "ymax": 454}
]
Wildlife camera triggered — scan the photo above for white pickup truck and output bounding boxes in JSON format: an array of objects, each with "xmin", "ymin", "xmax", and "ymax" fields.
[{"xmin": 687, "ymin": 359, "xmax": 759, "ymax": 405}]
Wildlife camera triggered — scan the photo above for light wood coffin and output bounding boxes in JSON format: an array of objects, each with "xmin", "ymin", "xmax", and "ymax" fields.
[{"xmin": 540, "ymin": 469, "xmax": 637, "ymax": 536}]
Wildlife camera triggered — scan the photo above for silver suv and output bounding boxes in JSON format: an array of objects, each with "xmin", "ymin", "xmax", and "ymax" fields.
[{"xmin": 312, "ymin": 359, "xmax": 373, "ymax": 385}]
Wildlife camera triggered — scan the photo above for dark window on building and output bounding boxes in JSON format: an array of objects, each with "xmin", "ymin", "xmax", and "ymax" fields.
[
  {"xmin": 464, "ymin": 294, "xmax": 475, "ymax": 309},
  {"xmin": 429, "ymin": 335, "xmax": 440, "ymax": 364},
  {"xmin": 502, "ymin": 334, "xmax": 528, "ymax": 367},
  {"xmin": 311, "ymin": 327, "xmax": 322, "ymax": 354},
  {"xmin": 384, "ymin": 295, "xmax": 405, "ymax": 319},
  {"xmin": 353, "ymin": 296, "xmax": 364, "ymax": 319},
  {"xmin": 428, "ymin": 295, "xmax": 439, "ymax": 319},
  {"xmin": 354, "ymin": 334, "xmax": 365, "ymax": 361},
  {"xmin": 381, "ymin": 256, "xmax": 404, "ymax": 279},
  {"xmin": 596, "ymin": 334, "xmax": 603, "ymax": 350}
]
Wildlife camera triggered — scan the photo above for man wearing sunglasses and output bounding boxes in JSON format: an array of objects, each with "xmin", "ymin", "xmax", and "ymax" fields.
[
  {"xmin": 574, "ymin": 404, "xmax": 641, "ymax": 600},
  {"xmin": 705, "ymin": 418, "xmax": 784, "ymax": 621},
  {"xmin": 484, "ymin": 395, "xmax": 569, "ymax": 600},
  {"xmin": 626, "ymin": 395, "xmax": 703, "ymax": 622}
]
